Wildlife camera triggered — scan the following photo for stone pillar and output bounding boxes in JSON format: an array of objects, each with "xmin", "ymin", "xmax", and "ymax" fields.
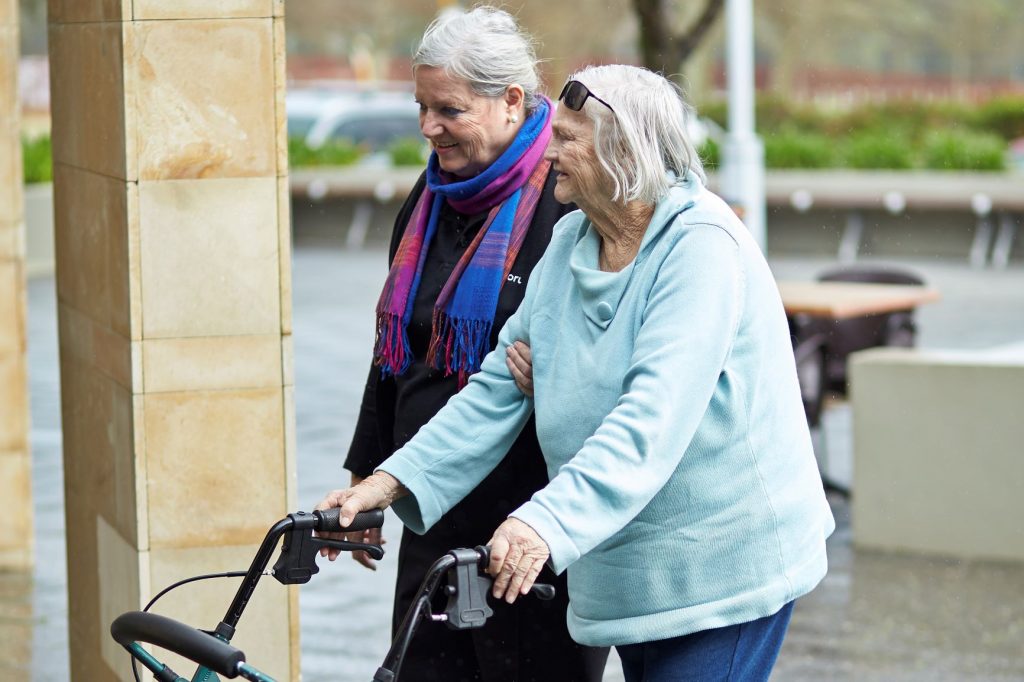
[
  {"xmin": 0, "ymin": 0, "xmax": 33, "ymax": 571},
  {"xmin": 47, "ymin": 2, "xmax": 296, "ymax": 680}
]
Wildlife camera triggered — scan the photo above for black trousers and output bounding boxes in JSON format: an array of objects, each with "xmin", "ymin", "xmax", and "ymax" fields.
[{"xmin": 391, "ymin": 524, "xmax": 609, "ymax": 682}]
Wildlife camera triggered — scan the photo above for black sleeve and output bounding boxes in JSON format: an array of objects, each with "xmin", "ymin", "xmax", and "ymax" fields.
[
  {"xmin": 345, "ymin": 363, "xmax": 386, "ymax": 479},
  {"xmin": 343, "ymin": 172, "xmax": 428, "ymax": 478}
]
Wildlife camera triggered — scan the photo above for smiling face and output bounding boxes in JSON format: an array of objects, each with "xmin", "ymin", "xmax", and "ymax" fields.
[
  {"xmin": 544, "ymin": 105, "xmax": 610, "ymax": 211},
  {"xmin": 414, "ymin": 66, "xmax": 523, "ymax": 178}
]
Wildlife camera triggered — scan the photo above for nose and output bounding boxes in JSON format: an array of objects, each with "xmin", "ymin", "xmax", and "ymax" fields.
[
  {"xmin": 543, "ymin": 139, "xmax": 557, "ymax": 162},
  {"xmin": 420, "ymin": 110, "xmax": 442, "ymax": 139}
]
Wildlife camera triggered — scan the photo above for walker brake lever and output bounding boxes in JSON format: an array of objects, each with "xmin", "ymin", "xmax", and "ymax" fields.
[
  {"xmin": 316, "ymin": 538, "xmax": 386, "ymax": 560},
  {"xmin": 441, "ymin": 548, "xmax": 494, "ymax": 630},
  {"xmin": 272, "ymin": 512, "xmax": 384, "ymax": 585},
  {"xmin": 438, "ymin": 546, "xmax": 556, "ymax": 629}
]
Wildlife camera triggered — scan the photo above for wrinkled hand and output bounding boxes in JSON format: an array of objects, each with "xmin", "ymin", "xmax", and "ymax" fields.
[
  {"xmin": 486, "ymin": 517, "xmax": 549, "ymax": 604},
  {"xmin": 506, "ymin": 341, "xmax": 534, "ymax": 397},
  {"xmin": 345, "ymin": 474, "xmax": 387, "ymax": 570},
  {"xmin": 314, "ymin": 472, "xmax": 403, "ymax": 562}
]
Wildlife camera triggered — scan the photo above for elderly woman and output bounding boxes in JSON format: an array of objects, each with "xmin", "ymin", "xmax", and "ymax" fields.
[
  {"xmin": 325, "ymin": 64, "xmax": 835, "ymax": 681},
  {"xmin": 341, "ymin": 7, "xmax": 607, "ymax": 682}
]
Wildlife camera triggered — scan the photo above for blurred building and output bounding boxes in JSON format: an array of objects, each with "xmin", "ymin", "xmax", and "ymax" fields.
[
  {"xmin": 281, "ymin": 0, "xmax": 1024, "ymax": 106},
  {"xmin": 15, "ymin": 0, "xmax": 1024, "ymax": 110}
]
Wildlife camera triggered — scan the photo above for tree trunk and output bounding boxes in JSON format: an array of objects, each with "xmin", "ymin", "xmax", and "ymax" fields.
[{"xmin": 631, "ymin": 0, "xmax": 726, "ymax": 75}]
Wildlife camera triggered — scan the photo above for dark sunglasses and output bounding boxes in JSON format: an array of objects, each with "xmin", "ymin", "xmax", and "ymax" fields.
[{"xmin": 558, "ymin": 80, "xmax": 615, "ymax": 113}]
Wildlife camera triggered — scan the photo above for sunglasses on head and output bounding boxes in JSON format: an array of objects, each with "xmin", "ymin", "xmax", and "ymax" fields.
[{"xmin": 558, "ymin": 80, "xmax": 615, "ymax": 113}]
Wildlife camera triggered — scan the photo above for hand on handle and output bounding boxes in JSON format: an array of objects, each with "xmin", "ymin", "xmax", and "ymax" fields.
[
  {"xmin": 313, "ymin": 507, "xmax": 384, "ymax": 533},
  {"xmin": 336, "ymin": 474, "xmax": 385, "ymax": 570},
  {"xmin": 486, "ymin": 517, "xmax": 550, "ymax": 604},
  {"xmin": 315, "ymin": 472, "xmax": 405, "ymax": 562}
]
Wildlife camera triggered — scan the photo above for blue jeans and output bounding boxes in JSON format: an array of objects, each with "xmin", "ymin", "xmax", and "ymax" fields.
[{"xmin": 616, "ymin": 601, "xmax": 795, "ymax": 682}]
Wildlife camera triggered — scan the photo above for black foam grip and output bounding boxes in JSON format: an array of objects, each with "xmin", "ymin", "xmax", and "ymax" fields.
[
  {"xmin": 111, "ymin": 611, "xmax": 244, "ymax": 677},
  {"xmin": 314, "ymin": 507, "xmax": 385, "ymax": 533},
  {"xmin": 530, "ymin": 583, "xmax": 557, "ymax": 601}
]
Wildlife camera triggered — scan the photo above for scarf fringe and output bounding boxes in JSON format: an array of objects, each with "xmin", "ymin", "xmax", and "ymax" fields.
[
  {"xmin": 427, "ymin": 310, "xmax": 494, "ymax": 388},
  {"xmin": 374, "ymin": 311, "xmax": 413, "ymax": 378}
]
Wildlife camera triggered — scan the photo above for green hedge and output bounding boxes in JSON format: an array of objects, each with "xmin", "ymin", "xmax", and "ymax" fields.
[
  {"xmin": 970, "ymin": 96, "xmax": 1024, "ymax": 141},
  {"xmin": 22, "ymin": 135, "xmax": 52, "ymax": 184},
  {"xmin": 287, "ymin": 137, "xmax": 362, "ymax": 167},
  {"xmin": 695, "ymin": 95, "xmax": 1017, "ymax": 171},
  {"xmin": 841, "ymin": 131, "xmax": 915, "ymax": 170},
  {"xmin": 388, "ymin": 137, "xmax": 428, "ymax": 167},
  {"xmin": 763, "ymin": 129, "xmax": 835, "ymax": 169},
  {"xmin": 26, "ymin": 96, "xmax": 1022, "ymax": 176},
  {"xmin": 287, "ymin": 136, "xmax": 430, "ymax": 168},
  {"xmin": 698, "ymin": 137, "xmax": 720, "ymax": 171},
  {"xmin": 922, "ymin": 129, "xmax": 1007, "ymax": 171}
]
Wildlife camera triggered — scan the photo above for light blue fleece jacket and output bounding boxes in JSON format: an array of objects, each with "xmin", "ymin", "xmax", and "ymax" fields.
[{"xmin": 379, "ymin": 173, "xmax": 835, "ymax": 647}]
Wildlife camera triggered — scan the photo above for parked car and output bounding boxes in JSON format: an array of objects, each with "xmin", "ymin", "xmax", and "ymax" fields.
[
  {"xmin": 287, "ymin": 87, "xmax": 423, "ymax": 155},
  {"xmin": 286, "ymin": 87, "xmax": 717, "ymax": 166}
]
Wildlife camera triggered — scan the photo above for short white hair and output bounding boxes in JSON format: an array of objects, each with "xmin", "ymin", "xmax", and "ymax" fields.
[
  {"xmin": 567, "ymin": 64, "xmax": 706, "ymax": 204},
  {"xmin": 414, "ymin": 6, "xmax": 542, "ymax": 113}
]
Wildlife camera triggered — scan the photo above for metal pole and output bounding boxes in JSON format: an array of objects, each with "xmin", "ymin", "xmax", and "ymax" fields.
[{"xmin": 719, "ymin": 0, "xmax": 766, "ymax": 251}]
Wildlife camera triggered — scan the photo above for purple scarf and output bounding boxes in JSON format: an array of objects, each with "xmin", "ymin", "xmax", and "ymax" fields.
[{"xmin": 374, "ymin": 97, "xmax": 553, "ymax": 386}]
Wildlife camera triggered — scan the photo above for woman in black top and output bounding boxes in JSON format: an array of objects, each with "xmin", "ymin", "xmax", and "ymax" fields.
[{"xmin": 341, "ymin": 7, "xmax": 607, "ymax": 682}]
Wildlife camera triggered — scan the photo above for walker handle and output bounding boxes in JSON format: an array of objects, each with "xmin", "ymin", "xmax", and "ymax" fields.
[{"xmin": 313, "ymin": 507, "xmax": 385, "ymax": 533}]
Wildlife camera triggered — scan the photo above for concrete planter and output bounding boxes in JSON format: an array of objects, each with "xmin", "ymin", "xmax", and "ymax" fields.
[
  {"xmin": 24, "ymin": 181, "xmax": 54, "ymax": 277},
  {"xmin": 289, "ymin": 168, "xmax": 1024, "ymax": 263}
]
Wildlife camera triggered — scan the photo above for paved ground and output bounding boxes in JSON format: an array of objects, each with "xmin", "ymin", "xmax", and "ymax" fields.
[{"xmin": 3, "ymin": 238, "xmax": 1024, "ymax": 681}]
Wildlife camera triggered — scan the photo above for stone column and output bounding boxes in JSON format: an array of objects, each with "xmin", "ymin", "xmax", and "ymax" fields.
[
  {"xmin": 0, "ymin": 0, "xmax": 33, "ymax": 571},
  {"xmin": 47, "ymin": 2, "xmax": 296, "ymax": 680}
]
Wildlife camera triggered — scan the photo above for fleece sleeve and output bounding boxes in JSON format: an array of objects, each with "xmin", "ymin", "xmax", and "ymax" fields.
[
  {"xmin": 511, "ymin": 224, "xmax": 744, "ymax": 574},
  {"xmin": 377, "ymin": 253, "xmax": 549, "ymax": 534}
]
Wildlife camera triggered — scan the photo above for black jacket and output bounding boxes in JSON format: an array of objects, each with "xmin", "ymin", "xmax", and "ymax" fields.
[
  {"xmin": 345, "ymin": 169, "xmax": 575, "ymax": 538},
  {"xmin": 343, "ymin": 169, "xmax": 607, "ymax": 682}
]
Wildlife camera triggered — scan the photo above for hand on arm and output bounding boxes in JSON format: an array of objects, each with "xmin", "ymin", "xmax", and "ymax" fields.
[
  {"xmin": 505, "ymin": 341, "xmax": 534, "ymax": 397},
  {"xmin": 314, "ymin": 471, "xmax": 407, "ymax": 561}
]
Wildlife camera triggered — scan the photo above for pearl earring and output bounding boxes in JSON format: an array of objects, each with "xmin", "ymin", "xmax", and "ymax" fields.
[{"xmin": 509, "ymin": 114, "xmax": 519, "ymax": 124}]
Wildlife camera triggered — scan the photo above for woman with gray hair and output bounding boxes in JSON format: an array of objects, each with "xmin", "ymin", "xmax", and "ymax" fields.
[
  {"xmin": 326, "ymin": 63, "xmax": 834, "ymax": 681},
  {"xmin": 340, "ymin": 6, "xmax": 607, "ymax": 681}
]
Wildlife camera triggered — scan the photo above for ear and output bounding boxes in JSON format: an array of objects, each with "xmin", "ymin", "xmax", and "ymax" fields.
[{"xmin": 504, "ymin": 84, "xmax": 525, "ymax": 114}]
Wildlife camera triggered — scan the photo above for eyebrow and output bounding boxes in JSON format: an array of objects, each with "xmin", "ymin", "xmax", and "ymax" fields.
[
  {"xmin": 415, "ymin": 93, "xmax": 472, "ymax": 110},
  {"xmin": 551, "ymin": 119, "xmax": 578, "ymax": 136}
]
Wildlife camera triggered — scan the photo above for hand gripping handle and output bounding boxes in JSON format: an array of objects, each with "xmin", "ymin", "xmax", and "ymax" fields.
[
  {"xmin": 474, "ymin": 545, "xmax": 556, "ymax": 601},
  {"xmin": 313, "ymin": 507, "xmax": 385, "ymax": 533},
  {"xmin": 111, "ymin": 611, "xmax": 245, "ymax": 677}
]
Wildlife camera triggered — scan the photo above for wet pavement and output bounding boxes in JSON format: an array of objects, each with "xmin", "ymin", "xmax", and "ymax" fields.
[{"xmin": 3, "ymin": 238, "xmax": 1024, "ymax": 681}]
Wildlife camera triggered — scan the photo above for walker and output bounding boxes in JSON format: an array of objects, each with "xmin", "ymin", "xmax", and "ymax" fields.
[{"xmin": 109, "ymin": 508, "xmax": 554, "ymax": 681}]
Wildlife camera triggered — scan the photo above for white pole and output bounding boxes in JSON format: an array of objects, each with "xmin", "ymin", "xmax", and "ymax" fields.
[{"xmin": 719, "ymin": 0, "xmax": 766, "ymax": 251}]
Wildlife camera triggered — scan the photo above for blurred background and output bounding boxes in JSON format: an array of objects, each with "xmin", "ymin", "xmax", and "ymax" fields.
[
  {"xmin": 17, "ymin": 0, "xmax": 1024, "ymax": 171},
  {"xmin": 17, "ymin": 0, "xmax": 1024, "ymax": 261},
  {"xmin": 7, "ymin": 1, "xmax": 1024, "ymax": 680}
]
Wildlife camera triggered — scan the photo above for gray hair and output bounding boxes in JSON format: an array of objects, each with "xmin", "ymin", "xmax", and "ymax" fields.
[
  {"xmin": 568, "ymin": 64, "xmax": 706, "ymax": 204},
  {"xmin": 413, "ymin": 6, "xmax": 542, "ymax": 113}
]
